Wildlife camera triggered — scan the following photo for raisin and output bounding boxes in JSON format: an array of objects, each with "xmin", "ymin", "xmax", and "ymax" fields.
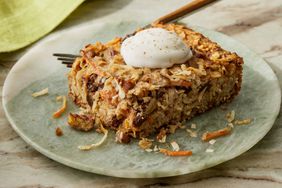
[
  {"xmin": 133, "ymin": 112, "xmax": 146, "ymax": 127},
  {"xmin": 122, "ymin": 80, "xmax": 135, "ymax": 92},
  {"xmin": 115, "ymin": 131, "xmax": 131, "ymax": 144},
  {"xmin": 109, "ymin": 116, "xmax": 123, "ymax": 128},
  {"xmin": 86, "ymin": 74, "xmax": 98, "ymax": 93},
  {"xmin": 55, "ymin": 127, "xmax": 63, "ymax": 136}
]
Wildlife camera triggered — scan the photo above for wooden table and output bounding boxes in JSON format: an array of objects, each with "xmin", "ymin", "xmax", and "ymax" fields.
[{"xmin": 1, "ymin": 0, "xmax": 282, "ymax": 187}]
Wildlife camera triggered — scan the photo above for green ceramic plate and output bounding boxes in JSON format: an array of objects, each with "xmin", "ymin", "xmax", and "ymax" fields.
[{"xmin": 2, "ymin": 21, "xmax": 281, "ymax": 178}]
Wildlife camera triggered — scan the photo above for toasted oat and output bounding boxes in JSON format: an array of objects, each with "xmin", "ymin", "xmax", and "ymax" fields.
[
  {"xmin": 178, "ymin": 124, "xmax": 186, "ymax": 129},
  {"xmin": 209, "ymin": 139, "xmax": 216, "ymax": 145},
  {"xmin": 157, "ymin": 129, "xmax": 167, "ymax": 143},
  {"xmin": 158, "ymin": 135, "xmax": 167, "ymax": 143},
  {"xmin": 112, "ymin": 95, "xmax": 118, "ymax": 100},
  {"xmin": 170, "ymin": 141, "xmax": 180, "ymax": 151},
  {"xmin": 206, "ymin": 148, "xmax": 214, "ymax": 153},
  {"xmin": 169, "ymin": 125, "xmax": 178, "ymax": 134},
  {"xmin": 157, "ymin": 101, "xmax": 167, "ymax": 110},
  {"xmin": 202, "ymin": 127, "xmax": 232, "ymax": 141},
  {"xmin": 186, "ymin": 128, "xmax": 197, "ymax": 138},
  {"xmin": 139, "ymin": 138, "xmax": 153, "ymax": 150},
  {"xmin": 227, "ymin": 122, "xmax": 234, "ymax": 128},
  {"xmin": 198, "ymin": 87, "xmax": 207, "ymax": 102},
  {"xmin": 32, "ymin": 88, "xmax": 48, "ymax": 97},
  {"xmin": 55, "ymin": 127, "xmax": 63, "ymax": 137},
  {"xmin": 210, "ymin": 71, "xmax": 221, "ymax": 78},
  {"xmin": 226, "ymin": 110, "xmax": 235, "ymax": 122},
  {"xmin": 145, "ymin": 149, "xmax": 153, "ymax": 152},
  {"xmin": 114, "ymin": 79, "xmax": 125, "ymax": 99},
  {"xmin": 191, "ymin": 123, "xmax": 197, "ymax": 129},
  {"xmin": 142, "ymin": 97, "xmax": 151, "ymax": 103},
  {"xmin": 153, "ymin": 145, "xmax": 159, "ymax": 152},
  {"xmin": 68, "ymin": 113, "xmax": 94, "ymax": 131},
  {"xmin": 235, "ymin": 118, "xmax": 252, "ymax": 125}
]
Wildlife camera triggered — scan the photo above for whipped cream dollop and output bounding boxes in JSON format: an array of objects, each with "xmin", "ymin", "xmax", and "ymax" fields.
[{"xmin": 120, "ymin": 28, "xmax": 192, "ymax": 68}]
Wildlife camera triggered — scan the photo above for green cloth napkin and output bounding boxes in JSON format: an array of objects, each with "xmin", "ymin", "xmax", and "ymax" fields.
[{"xmin": 0, "ymin": 0, "xmax": 84, "ymax": 52}]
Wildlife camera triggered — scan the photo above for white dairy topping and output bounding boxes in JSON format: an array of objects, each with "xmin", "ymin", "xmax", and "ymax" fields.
[{"xmin": 120, "ymin": 28, "xmax": 192, "ymax": 68}]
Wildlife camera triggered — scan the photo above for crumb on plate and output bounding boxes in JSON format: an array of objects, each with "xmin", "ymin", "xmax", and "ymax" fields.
[
  {"xmin": 226, "ymin": 110, "xmax": 235, "ymax": 123},
  {"xmin": 32, "ymin": 88, "xmax": 48, "ymax": 97},
  {"xmin": 145, "ymin": 149, "xmax": 153, "ymax": 152},
  {"xmin": 159, "ymin": 148, "xmax": 192, "ymax": 157},
  {"xmin": 55, "ymin": 127, "xmax": 63, "ymax": 136},
  {"xmin": 227, "ymin": 122, "xmax": 234, "ymax": 128},
  {"xmin": 206, "ymin": 148, "xmax": 214, "ymax": 153},
  {"xmin": 202, "ymin": 126, "xmax": 232, "ymax": 141},
  {"xmin": 153, "ymin": 145, "xmax": 159, "ymax": 152},
  {"xmin": 235, "ymin": 118, "xmax": 252, "ymax": 125},
  {"xmin": 209, "ymin": 139, "xmax": 216, "ymax": 145},
  {"xmin": 186, "ymin": 128, "xmax": 197, "ymax": 138},
  {"xmin": 168, "ymin": 124, "xmax": 178, "ymax": 134},
  {"xmin": 53, "ymin": 96, "xmax": 67, "ymax": 118},
  {"xmin": 139, "ymin": 138, "xmax": 153, "ymax": 150},
  {"xmin": 157, "ymin": 129, "xmax": 167, "ymax": 143},
  {"xmin": 191, "ymin": 123, "xmax": 197, "ymax": 129},
  {"xmin": 170, "ymin": 141, "xmax": 180, "ymax": 151},
  {"xmin": 78, "ymin": 125, "xmax": 108, "ymax": 151}
]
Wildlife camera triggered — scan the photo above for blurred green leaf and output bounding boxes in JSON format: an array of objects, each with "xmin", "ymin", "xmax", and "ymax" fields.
[{"xmin": 0, "ymin": 0, "xmax": 84, "ymax": 52}]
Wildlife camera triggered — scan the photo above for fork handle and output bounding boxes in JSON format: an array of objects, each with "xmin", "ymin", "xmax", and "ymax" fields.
[{"xmin": 153, "ymin": 0, "xmax": 218, "ymax": 24}]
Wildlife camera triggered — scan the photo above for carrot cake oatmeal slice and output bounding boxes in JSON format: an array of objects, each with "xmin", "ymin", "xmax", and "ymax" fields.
[{"xmin": 67, "ymin": 23, "xmax": 243, "ymax": 143}]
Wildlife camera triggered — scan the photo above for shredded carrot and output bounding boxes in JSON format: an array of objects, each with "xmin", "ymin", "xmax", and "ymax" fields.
[
  {"xmin": 202, "ymin": 127, "xmax": 232, "ymax": 141},
  {"xmin": 53, "ymin": 96, "xmax": 67, "ymax": 118},
  {"xmin": 88, "ymin": 60, "xmax": 108, "ymax": 77},
  {"xmin": 170, "ymin": 80, "xmax": 192, "ymax": 87},
  {"xmin": 159, "ymin": 148, "xmax": 193, "ymax": 157},
  {"xmin": 100, "ymin": 90, "xmax": 117, "ymax": 102}
]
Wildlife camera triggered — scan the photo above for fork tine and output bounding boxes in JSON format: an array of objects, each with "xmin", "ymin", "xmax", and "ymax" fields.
[
  {"xmin": 53, "ymin": 53, "xmax": 79, "ymax": 68},
  {"xmin": 57, "ymin": 57, "xmax": 77, "ymax": 61},
  {"xmin": 62, "ymin": 61, "xmax": 74, "ymax": 65},
  {"xmin": 53, "ymin": 53, "xmax": 80, "ymax": 58}
]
